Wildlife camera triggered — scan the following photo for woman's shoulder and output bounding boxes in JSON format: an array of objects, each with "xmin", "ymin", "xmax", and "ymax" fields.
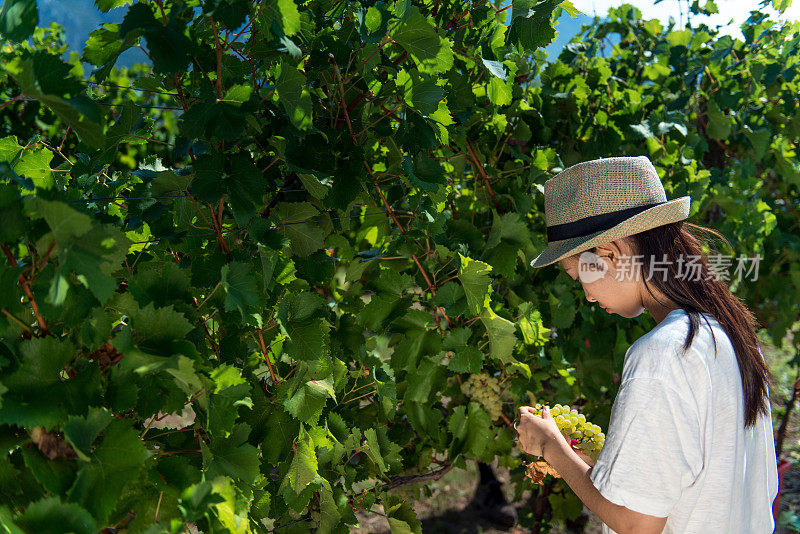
[{"xmin": 622, "ymin": 308, "xmax": 720, "ymax": 383}]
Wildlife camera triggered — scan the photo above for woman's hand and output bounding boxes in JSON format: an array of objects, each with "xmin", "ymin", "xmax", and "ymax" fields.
[{"xmin": 515, "ymin": 405, "xmax": 564, "ymax": 459}]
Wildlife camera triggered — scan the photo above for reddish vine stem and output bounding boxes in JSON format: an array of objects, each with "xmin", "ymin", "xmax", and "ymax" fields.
[
  {"xmin": 36, "ymin": 240, "xmax": 56, "ymax": 274},
  {"xmin": 452, "ymin": 48, "xmax": 477, "ymax": 60},
  {"xmin": 0, "ymin": 95, "xmax": 23, "ymax": 111},
  {"xmin": 364, "ymin": 162, "xmax": 406, "ymax": 234},
  {"xmin": 1, "ymin": 243, "xmax": 48, "ymax": 334},
  {"xmin": 257, "ymin": 328, "xmax": 280, "ymax": 384},
  {"xmin": 261, "ymin": 156, "xmax": 280, "ymax": 174},
  {"xmin": 379, "ymin": 104, "xmax": 403, "ymax": 122},
  {"xmin": 346, "ymin": 90, "xmax": 369, "ymax": 113},
  {"xmin": 411, "ymin": 254, "xmax": 436, "ymax": 297},
  {"xmin": 334, "ymin": 65, "xmax": 358, "ymax": 142},
  {"xmin": 196, "ymin": 282, "xmax": 222, "ymax": 310},
  {"xmin": 210, "ymin": 19, "xmax": 225, "ymax": 100},
  {"xmin": 225, "ymin": 1, "xmax": 267, "ymax": 52},
  {"xmin": 356, "ymin": 102, "xmax": 403, "ymax": 138},
  {"xmin": 203, "ymin": 200, "xmax": 230, "ymax": 253},
  {"xmin": 466, "ymin": 139, "xmax": 504, "ymax": 212},
  {"xmin": 202, "ymin": 319, "xmax": 220, "ymax": 357},
  {"xmin": 343, "ymin": 35, "xmax": 392, "ymax": 85},
  {"xmin": 491, "ymin": 131, "xmax": 514, "ymax": 166},
  {"xmin": 364, "ymin": 162, "xmax": 451, "ymax": 330},
  {"xmin": 438, "ymin": 273, "xmax": 459, "ymax": 285},
  {"xmin": 499, "ymin": 413, "xmax": 512, "ymax": 427},
  {"xmin": 58, "ymin": 125, "xmax": 70, "ymax": 152},
  {"xmin": 192, "ymin": 297, "xmax": 220, "ymax": 357},
  {"xmin": 448, "ymin": 194, "xmax": 459, "ymax": 220},
  {"xmin": 154, "ymin": 0, "xmax": 168, "ymax": 22},
  {"xmin": 217, "ymin": 196, "xmax": 225, "ymax": 232},
  {"xmin": 171, "ymin": 76, "xmax": 189, "ymax": 112}
]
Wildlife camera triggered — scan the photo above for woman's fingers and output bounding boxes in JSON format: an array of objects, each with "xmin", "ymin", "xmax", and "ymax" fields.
[
  {"xmin": 514, "ymin": 406, "xmax": 559, "ymax": 457},
  {"xmin": 518, "ymin": 405, "xmax": 553, "ymax": 420}
]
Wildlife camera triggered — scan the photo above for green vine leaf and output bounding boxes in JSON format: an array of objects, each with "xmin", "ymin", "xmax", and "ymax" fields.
[
  {"xmin": 0, "ymin": 0, "xmax": 37, "ymax": 42},
  {"xmin": 286, "ymin": 427, "xmax": 318, "ymax": 495},
  {"xmin": 392, "ymin": 7, "xmax": 454, "ymax": 74}
]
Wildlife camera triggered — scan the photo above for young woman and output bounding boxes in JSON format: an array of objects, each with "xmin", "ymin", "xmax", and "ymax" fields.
[{"xmin": 515, "ymin": 156, "xmax": 778, "ymax": 534}]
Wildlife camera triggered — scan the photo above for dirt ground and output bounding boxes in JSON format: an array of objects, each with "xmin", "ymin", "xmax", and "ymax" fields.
[
  {"xmin": 350, "ymin": 461, "xmax": 604, "ymax": 534},
  {"xmin": 351, "ymin": 460, "xmax": 800, "ymax": 534}
]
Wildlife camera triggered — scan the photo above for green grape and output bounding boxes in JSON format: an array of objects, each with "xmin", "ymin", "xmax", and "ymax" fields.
[
  {"xmin": 461, "ymin": 372, "xmax": 504, "ymax": 421},
  {"xmin": 525, "ymin": 402, "xmax": 606, "ymax": 461}
]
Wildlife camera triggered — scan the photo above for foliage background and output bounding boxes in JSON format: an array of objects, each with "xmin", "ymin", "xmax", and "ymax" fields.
[{"xmin": 0, "ymin": 0, "xmax": 799, "ymax": 532}]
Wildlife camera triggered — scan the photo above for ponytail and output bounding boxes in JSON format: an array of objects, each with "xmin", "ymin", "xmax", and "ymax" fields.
[{"xmin": 604, "ymin": 221, "xmax": 771, "ymax": 427}]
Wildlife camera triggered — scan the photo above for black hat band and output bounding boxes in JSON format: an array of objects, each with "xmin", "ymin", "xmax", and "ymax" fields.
[{"xmin": 546, "ymin": 201, "xmax": 667, "ymax": 242}]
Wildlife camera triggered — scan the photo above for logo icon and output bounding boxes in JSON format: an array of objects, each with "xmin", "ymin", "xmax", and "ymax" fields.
[{"xmin": 577, "ymin": 250, "xmax": 609, "ymax": 283}]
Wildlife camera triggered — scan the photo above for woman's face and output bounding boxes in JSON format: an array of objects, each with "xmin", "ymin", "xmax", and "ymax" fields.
[{"xmin": 557, "ymin": 241, "xmax": 646, "ymax": 319}]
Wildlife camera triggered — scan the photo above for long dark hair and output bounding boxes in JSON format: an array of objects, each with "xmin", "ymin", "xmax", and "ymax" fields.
[{"xmin": 594, "ymin": 221, "xmax": 771, "ymax": 428}]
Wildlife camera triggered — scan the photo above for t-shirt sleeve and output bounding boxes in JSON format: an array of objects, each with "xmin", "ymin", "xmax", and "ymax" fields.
[{"xmin": 589, "ymin": 377, "xmax": 703, "ymax": 518}]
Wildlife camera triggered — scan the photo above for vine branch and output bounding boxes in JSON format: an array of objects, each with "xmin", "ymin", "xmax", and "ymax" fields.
[
  {"xmin": 383, "ymin": 462, "xmax": 452, "ymax": 490},
  {"xmin": 1, "ymin": 243, "xmax": 48, "ymax": 334}
]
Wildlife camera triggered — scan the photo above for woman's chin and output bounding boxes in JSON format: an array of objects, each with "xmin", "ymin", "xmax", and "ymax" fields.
[{"xmin": 616, "ymin": 307, "xmax": 644, "ymax": 319}]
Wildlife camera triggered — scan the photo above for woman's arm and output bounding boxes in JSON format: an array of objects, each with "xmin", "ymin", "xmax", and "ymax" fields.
[{"xmin": 517, "ymin": 406, "xmax": 667, "ymax": 534}]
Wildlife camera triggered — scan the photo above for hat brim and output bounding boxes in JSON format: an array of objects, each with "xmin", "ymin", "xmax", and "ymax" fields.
[{"xmin": 529, "ymin": 196, "xmax": 691, "ymax": 269}]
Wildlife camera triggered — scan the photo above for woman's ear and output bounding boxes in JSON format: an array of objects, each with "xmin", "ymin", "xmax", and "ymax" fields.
[{"xmin": 595, "ymin": 243, "xmax": 619, "ymax": 265}]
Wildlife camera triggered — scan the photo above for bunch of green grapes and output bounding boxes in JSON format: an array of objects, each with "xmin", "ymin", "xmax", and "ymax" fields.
[
  {"xmin": 461, "ymin": 372, "xmax": 504, "ymax": 421},
  {"xmin": 529, "ymin": 403, "xmax": 605, "ymax": 460}
]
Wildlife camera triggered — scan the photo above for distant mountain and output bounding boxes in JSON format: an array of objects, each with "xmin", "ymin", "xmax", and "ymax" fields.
[
  {"xmin": 37, "ymin": 0, "xmax": 588, "ymax": 72},
  {"xmin": 38, "ymin": 0, "xmax": 147, "ymax": 67}
]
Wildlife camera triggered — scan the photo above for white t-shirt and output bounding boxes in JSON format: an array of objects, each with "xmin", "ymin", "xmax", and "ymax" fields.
[{"xmin": 589, "ymin": 308, "xmax": 778, "ymax": 533}]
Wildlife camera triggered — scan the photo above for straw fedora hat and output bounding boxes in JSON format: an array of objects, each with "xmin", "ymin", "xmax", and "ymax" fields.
[{"xmin": 529, "ymin": 156, "xmax": 691, "ymax": 269}]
